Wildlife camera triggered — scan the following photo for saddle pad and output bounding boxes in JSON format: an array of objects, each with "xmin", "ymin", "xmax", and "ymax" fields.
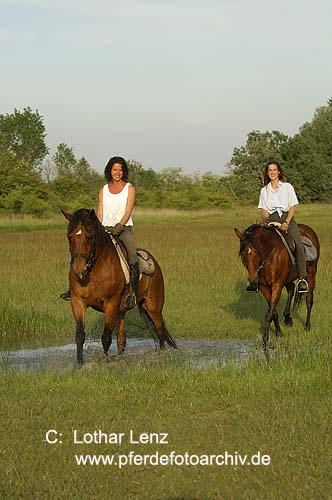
[
  {"xmin": 274, "ymin": 230, "xmax": 317, "ymax": 262},
  {"xmin": 302, "ymin": 236, "xmax": 318, "ymax": 261},
  {"xmin": 111, "ymin": 238, "xmax": 155, "ymax": 283},
  {"xmin": 111, "ymin": 237, "xmax": 130, "ymax": 283},
  {"xmin": 137, "ymin": 250, "xmax": 155, "ymax": 275}
]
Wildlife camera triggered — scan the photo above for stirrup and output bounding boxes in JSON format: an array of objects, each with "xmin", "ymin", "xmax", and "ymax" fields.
[
  {"xmin": 297, "ymin": 279, "xmax": 309, "ymax": 293},
  {"xmin": 125, "ymin": 293, "xmax": 137, "ymax": 310},
  {"xmin": 60, "ymin": 290, "xmax": 71, "ymax": 301}
]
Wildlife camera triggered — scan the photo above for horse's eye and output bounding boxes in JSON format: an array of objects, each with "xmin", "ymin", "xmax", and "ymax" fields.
[{"xmin": 86, "ymin": 235, "xmax": 93, "ymax": 241}]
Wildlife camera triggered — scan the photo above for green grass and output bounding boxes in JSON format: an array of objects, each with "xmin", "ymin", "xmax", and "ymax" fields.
[
  {"xmin": 0, "ymin": 342, "xmax": 330, "ymax": 499},
  {"xmin": 1, "ymin": 205, "xmax": 331, "ymax": 498}
]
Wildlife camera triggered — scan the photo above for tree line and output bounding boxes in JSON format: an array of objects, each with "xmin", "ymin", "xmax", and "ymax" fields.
[{"xmin": 1, "ymin": 100, "xmax": 332, "ymax": 215}]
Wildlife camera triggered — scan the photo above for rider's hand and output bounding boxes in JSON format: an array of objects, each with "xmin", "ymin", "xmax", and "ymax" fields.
[
  {"xmin": 110, "ymin": 223, "xmax": 124, "ymax": 236},
  {"xmin": 280, "ymin": 222, "xmax": 289, "ymax": 232}
]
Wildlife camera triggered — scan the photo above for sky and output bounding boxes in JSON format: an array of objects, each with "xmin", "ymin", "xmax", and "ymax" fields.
[{"xmin": 1, "ymin": 0, "xmax": 332, "ymax": 176}]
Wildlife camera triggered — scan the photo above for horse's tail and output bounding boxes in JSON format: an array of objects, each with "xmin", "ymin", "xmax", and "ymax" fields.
[
  {"xmin": 138, "ymin": 305, "xmax": 177, "ymax": 348},
  {"xmin": 161, "ymin": 322, "xmax": 177, "ymax": 349},
  {"xmin": 293, "ymin": 288, "xmax": 305, "ymax": 310}
]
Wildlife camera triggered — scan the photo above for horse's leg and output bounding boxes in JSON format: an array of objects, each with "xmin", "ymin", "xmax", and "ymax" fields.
[
  {"xmin": 270, "ymin": 286, "xmax": 283, "ymax": 338},
  {"xmin": 283, "ymin": 282, "xmax": 295, "ymax": 327},
  {"xmin": 139, "ymin": 303, "xmax": 177, "ymax": 350},
  {"xmin": 142, "ymin": 305, "xmax": 165, "ymax": 349},
  {"xmin": 304, "ymin": 264, "xmax": 316, "ymax": 331},
  {"xmin": 102, "ymin": 299, "xmax": 121, "ymax": 357},
  {"xmin": 258, "ymin": 286, "xmax": 272, "ymax": 347},
  {"xmin": 138, "ymin": 266, "xmax": 176, "ymax": 350},
  {"xmin": 260, "ymin": 285, "xmax": 282, "ymax": 346},
  {"xmin": 71, "ymin": 298, "xmax": 86, "ymax": 366},
  {"xmin": 305, "ymin": 289, "xmax": 314, "ymax": 331},
  {"xmin": 116, "ymin": 312, "xmax": 126, "ymax": 355},
  {"xmin": 272, "ymin": 310, "xmax": 282, "ymax": 338}
]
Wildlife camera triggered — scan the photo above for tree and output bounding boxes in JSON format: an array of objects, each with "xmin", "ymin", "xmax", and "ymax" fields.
[
  {"xmin": 53, "ymin": 143, "xmax": 76, "ymax": 176},
  {"xmin": 50, "ymin": 143, "xmax": 103, "ymax": 209},
  {"xmin": 0, "ymin": 107, "xmax": 48, "ymax": 170},
  {"xmin": 282, "ymin": 99, "xmax": 332, "ymax": 202},
  {"xmin": 228, "ymin": 130, "xmax": 289, "ymax": 201}
]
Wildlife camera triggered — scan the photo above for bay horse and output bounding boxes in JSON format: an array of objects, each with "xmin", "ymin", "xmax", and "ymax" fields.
[
  {"xmin": 62, "ymin": 208, "xmax": 176, "ymax": 365},
  {"xmin": 234, "ymin": 224, "xmax": 320, "ymax": 347}
]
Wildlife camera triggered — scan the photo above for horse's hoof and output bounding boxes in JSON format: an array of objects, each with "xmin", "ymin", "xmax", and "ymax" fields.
[
  {"xmin": 276, "ymin": 331, "xmax": 283, "ymax": 337},
  {"xmin": 284, "ymin": 316, "xmax": 293, "ymax": 327},
  {"xmin": 117, "ymin": 346, "xmax": 125, "ymax": 355}
]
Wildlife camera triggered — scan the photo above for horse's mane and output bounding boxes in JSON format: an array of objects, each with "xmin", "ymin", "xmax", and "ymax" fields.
[
  {"xmin": 69, "ymin": 208, "xmax": 115, "ymax": 251},
  {"xmin": 239, "ymin": 223, "xmax": 279, "ymax": 254}
]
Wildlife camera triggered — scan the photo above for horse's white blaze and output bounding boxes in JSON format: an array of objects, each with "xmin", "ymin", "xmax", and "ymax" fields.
[
  {"xmin": 247, "ymin": 247, "xmax": 251, "ymax": 254},
  {"xmin": 75, "ymin": 229, "xmax": 82, "ymax": 235}
]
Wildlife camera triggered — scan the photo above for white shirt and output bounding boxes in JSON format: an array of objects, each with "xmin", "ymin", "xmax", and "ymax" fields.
[
  {"xmin": 102, "ymin": 182, "xmax": 133, "ymax": 227},
  {"xmin": 258, "ymin": 181, "xmax": 299, "ymax": 216}
]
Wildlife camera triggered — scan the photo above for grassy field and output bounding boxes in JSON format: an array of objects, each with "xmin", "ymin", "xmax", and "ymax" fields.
[
  {"xmin": 1, "ymin": 205, "xmax": 331, "ymax": 499},
  {"xmin": 1, "ymin": 204, "xmax": 331, "ymax": 345}
]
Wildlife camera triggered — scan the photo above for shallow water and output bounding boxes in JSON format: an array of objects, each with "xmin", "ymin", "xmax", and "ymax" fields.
[{"xmin": 0, "ymin": 337, "xmax": 256, "ymax": 372}]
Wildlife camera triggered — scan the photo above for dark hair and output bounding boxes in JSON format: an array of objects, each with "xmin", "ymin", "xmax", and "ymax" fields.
[
  {"xmin": 104, "ymin": 156, "xmax": 129, "ymax": 182},
  {"xmin": 264, "ymin": 160, "xmax": 284, "ymax": 185}
]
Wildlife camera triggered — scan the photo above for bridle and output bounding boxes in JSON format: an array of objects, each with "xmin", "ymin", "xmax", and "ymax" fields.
[
  {"xmin": 243, "ymin": 230, "xmax": 266, "ymax": 283},
  {"xmin": 70, "ymin": 229, "xmax": 98, "ymax": 285}
]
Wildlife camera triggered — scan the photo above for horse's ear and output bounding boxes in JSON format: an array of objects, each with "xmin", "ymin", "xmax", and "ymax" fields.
[
  {"xmin": 61, "ymin": 209, "xmax": 72, "ymax": 221},
  {"xmin": 234, "ymin": 228, "xmax": 244, "ymax": 240},
  {"xmin": 89, "ymin": 209, "xmax": 97, "ymax": 220}
]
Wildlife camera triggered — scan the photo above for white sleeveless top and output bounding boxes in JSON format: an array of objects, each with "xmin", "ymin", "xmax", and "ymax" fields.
[{"xmin": 102, "ymin": 182, "xmax": 133, "ymax": 227}]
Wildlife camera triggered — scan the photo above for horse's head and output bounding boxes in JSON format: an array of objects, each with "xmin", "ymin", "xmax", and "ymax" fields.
[
  {"xmin": 62, "ymin": 209, "xmax": 100, "ymax": 284},
  {"xmin": 234, "ymin": 225, "xmax": 264, "ymax": 285}
]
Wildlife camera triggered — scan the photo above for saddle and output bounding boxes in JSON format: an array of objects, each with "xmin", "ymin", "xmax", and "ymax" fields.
[
  {"xmin": 267, "ymin": 223, "xmax": 318, "ymax": 262},
  {"xmin": 110, "ymin": 236, "xmax": 155, "ymax": 284}
]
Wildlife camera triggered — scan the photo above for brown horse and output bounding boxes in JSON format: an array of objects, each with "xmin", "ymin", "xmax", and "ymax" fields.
[
  {"xmin": 62, "ymin": 208, "xmax": 176, "ymax": 364},
  {"xmin": 234, "ymin": 223, "xmax": 320, "ymax": 347}
]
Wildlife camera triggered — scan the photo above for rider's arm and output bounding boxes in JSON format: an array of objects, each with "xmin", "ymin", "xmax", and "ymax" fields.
[
  {"xmin": 284, "ymin": 205, "xmax": 295, "ymax": 228},
  {"xmin": 97, "ymin": 187, "xmax": 103, "ymax": 223},
  {"xmin": 261, "ymin": 209, "xmax": 269, "ymax": 225},
  {"xmin": 119, "ymin": 184, "xmax": 135, "ymax": 225}
]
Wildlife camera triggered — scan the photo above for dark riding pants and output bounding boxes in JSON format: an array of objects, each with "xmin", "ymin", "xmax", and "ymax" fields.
[
  {"xmin": 118, "ymin": 226, "xmax": 138, "ymax": 265},
  {"xmin": 267, "ymin": 211, "xmax": 307, "ymax": 279}
]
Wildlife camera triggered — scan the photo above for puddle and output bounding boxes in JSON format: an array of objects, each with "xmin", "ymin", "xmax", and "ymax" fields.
[{"xmin": 0, "ymin": 338, "xmax": 256, "ymax": 372}]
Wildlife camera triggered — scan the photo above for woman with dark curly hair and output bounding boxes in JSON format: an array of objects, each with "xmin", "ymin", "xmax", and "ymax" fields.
[
  {"xmin": 61, "ymin": 156, "xmax": 139, "ymax": 309},
  {"xmin": 96, "ymin": 156, "xmax": 139, "ymax": 310},
  {"xmin": 248, "ymin": 160, "xmax": 308, "ymax": 293}
]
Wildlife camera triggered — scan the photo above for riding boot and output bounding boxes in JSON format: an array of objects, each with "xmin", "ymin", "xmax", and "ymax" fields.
[
  {"xmin": 126, "ymin": 262, "xmax": 140, "ymax": 310},
  {"xmin": 60, "ymin": 290, "xmax": 71, "ymax": 301}
]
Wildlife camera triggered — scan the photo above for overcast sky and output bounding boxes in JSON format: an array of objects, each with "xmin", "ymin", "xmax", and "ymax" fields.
[{"xmin": 1, "ymin": 0, "xmax": 331, "ymax": 175}]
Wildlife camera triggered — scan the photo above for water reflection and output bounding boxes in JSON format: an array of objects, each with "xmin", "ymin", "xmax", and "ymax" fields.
[{"xmin": 0, "ymin": 338, "xmax": 256, "ymax": 372}]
